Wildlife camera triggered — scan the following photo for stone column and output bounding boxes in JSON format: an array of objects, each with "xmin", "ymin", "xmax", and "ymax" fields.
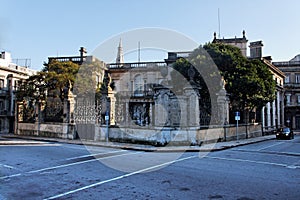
[
  {"xmin": 125, "ymin": 101, "xmax": 129, "ymax": 126},
  {"xmin": 108, "ymin": 92, "xmax": 116, "ymax": 125},
  {"xmin": 216, "ymin": 87, "xmax": 229, "ymax": 126},
  {"xmin": 154, "ymin": 88, "xmax": 169, "ymax": 127},
  {"xmin": 277, "ymin": 91, "xmax": 281, "ymax": 128},
  {"xmin": 184, "ymin": 87, "xmax": 200, "ymax": 127},
  {"xmin": 261, "ymin": 106, "xmax": 265, "ymax": 131},
  {"xmin": 267, "ymin": 102, "xmax": 271, "ymax": 128},
  {"xmin": 272, "ymin": 100, "xmax": 276, "ymax": 129},
  {"xmin": 281, "ymin": 93, "xmax": 285, "ymax": 126},
  {"xmin": 149, "ymin": 102, "xmax": 153, "ymax": 126}
]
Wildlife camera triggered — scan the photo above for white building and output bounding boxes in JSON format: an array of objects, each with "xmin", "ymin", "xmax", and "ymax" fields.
[{"xmin": 0, "ymin": 51, "xmax": 36, "ymax": 133}]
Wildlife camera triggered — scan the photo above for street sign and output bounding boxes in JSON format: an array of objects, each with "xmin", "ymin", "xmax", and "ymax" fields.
[
  {"xmin": 235, "ymin": 111, "xmax": 240, "ymax": 141},
  {"xmin": 235, "ymin": 111, "xmax": 240, "ymax": 121}
]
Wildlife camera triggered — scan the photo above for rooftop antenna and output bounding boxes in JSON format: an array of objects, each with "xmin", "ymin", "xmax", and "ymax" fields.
[
  {"xmin": 138, "ymin": 41, "xmax": 141, "ymax": 63},
  {"xmin": 218, "ymin": 8, "xmax": 221, "ymax": 38}
]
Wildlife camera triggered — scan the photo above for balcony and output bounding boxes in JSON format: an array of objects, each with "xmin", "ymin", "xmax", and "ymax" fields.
[
  {"xmin": 107, "ymin": 62, "xmax": 166, "ymax": 69},
  {"xmin": 284, "ymin": 82, "xmax": 300, "ymax": 88},
  {"xmin": 0, "ymin": 110, "xmax": 8, "ymax": 116},
  {"xmin": 285, "ymin": 102, "xmax": 300, "ymax": 107}
]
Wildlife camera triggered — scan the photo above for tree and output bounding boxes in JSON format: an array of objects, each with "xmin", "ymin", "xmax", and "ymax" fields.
[
  {"xmin": 203, "ymin": 43, "xmax": 276, "ymax": 120},
  {"xmin": 170, "ymin": 43, "xmax": 276, "ymax": 124}
]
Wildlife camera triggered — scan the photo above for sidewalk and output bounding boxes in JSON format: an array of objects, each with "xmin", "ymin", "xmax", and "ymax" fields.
[{"xmin": 0, "ymin": 133, "xmax": 276, "ymax": 152}]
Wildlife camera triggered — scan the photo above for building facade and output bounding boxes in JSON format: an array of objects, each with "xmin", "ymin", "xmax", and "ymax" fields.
[
  {"xmin": 212, "ymin": 31, "xmax": 285, "ymax": 132},
  {"xmin": 0, "ymin": 51, "xmax": 36, "ymax": 133},
  {"xmin": 273, "ymin": 55, "xmax": 300, "ymax": 130}
]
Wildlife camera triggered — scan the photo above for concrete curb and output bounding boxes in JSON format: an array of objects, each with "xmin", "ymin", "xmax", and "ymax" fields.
[{"xmin": 0, "ymin": 134, "xmax": 276, "ymax": 152}]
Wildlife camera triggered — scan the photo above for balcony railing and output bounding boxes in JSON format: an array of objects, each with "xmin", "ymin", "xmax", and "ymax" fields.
[
  {"xmin": 273, "ymin": 61, "xmax": 300, "ymax": 66},
  {"xmin": 48, "ymin": 56, "xmax": 86, "ymax": 64},
  {"xmin": 284, "ymin": 82, "xmax": 300, "ymax": 88},
  {"xmin": 107, "ymin": 62, "xmax": 166, "ymax": 69},
  {"xmin": 285, "ymin": 102, "xmax": 300, "ymax": 107}
]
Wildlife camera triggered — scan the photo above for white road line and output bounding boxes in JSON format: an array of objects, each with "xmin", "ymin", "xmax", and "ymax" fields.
[
  {"xmin": 44, "ymin": 155, "xmax": 197, "ymax": 200},
  {"xmin": 0, "ymin": 151, "xmax": 142, "ymax": 180},
  {"xmin": 0, "ymin": 164, "xmax": 17, "ymax": 170},
  {"xmin": 205, "ymin": 156, "xmax": 299, "ymax": 169},
  {"xmin": 64, "ymin": 150, "xmax": 127, "ymax": 161},
  {"xmin": 257, "ymin": 142, "xmax": 284, "ymax": 151}
]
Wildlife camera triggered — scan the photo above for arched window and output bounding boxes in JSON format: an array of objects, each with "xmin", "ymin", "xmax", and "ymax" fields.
[{"xmin": 134, "ymin": 74, "xmax": 143, "ymax": 96}]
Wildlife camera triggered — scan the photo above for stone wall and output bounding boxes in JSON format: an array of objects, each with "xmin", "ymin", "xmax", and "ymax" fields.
[
  {"xmin": 16, "ymin": 122, "xmax": 262, "ymax": 146},
  {"xmin": 107, "ymin": 123, "xmax": 262, "ymax": 146},
  {"xmin": 16, "ymin": 122, "xmax": 76, "ymax": 139}
]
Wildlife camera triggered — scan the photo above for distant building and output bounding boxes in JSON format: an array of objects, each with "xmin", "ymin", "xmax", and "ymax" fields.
[
  {"xmin": 273, "ymin": 55, "xmax": 300, "ymax": 130},
  {"xmin": 213, "ymin": 31, "xmax": 285, "ymax": 132},
  {"xmin": 213, "ymin": 30, "xmax": 248, "ymax": 57},
  {"xmin": 47, "ymin": 47, "xmax": 96, "ymax": 65},
  {"xmin": 0, "ymin": 51, "xmax": 36, "ymax": 133}
]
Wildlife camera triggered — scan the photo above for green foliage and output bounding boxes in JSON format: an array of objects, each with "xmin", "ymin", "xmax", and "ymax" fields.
[
  {"xmin": 73, "ymin": 59, "xmax": 106, "ymax": 98},
  {"xmin": 170, "ymin": 43, "xmax": 276, "ymax": 124},
  {"xmin": 17, "ymin": 59, "xmax": 107, "ymax": 102},
  {"xmin": 203, "ymin": 43, "xmax": 276, "ymax": 111}
]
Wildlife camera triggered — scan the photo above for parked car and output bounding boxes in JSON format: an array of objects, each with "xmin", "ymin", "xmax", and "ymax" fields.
[{"xmin": 275, "ymin": 127, "xmax": 294, "ymax": 140}]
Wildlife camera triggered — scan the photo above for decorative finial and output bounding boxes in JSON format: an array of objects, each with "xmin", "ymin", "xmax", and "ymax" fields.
[
  {"xmin": 214, "ymin": 32, "xmax": 217, "ymax": 39},
  {"xmin": 243, "ymin": 30, "xmax": 246, "ymax": 38}
]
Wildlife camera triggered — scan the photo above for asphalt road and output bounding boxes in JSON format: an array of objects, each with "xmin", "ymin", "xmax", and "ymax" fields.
[{"xmin": 0, "ymin": 136, "xmax": 299, "ymax": 200}]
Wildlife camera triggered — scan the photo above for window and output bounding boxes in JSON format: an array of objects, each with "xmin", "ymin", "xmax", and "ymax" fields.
[
  {"xmin": 133, "ymin": 74, "xmax": 143, "ymax": 96},
  {"xmin": 0, "ymin": 79, "xmax": 4, "ymax": 89},
  {"xmin": 296, "ymin": 74, "xmax": 300, "ymax": 83},
  {"xmin": 297, "ymin": 95, "xmax": 300, "ymax": 105},
  {"xmin": 285, "ymin": 74, "xmax": 290, "ymax": 83},
  {"xmin": 286, "ymin": 94, "xmax": 291, "ymax": 105}
]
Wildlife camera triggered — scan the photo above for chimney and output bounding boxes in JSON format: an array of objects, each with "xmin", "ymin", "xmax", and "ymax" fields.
[
  {"xmin": 249, "ymin": 41, "xmax": 263, "ymax": 58},
  {"xmin": 79, "ymin": 47, "xmax": 87, "ymax": 62}
]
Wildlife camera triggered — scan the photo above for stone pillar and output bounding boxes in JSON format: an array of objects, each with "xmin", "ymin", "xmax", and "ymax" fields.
[
  {"xmin": 267, "ymin": 102, "xmax": 271, "ymax": 128},
  {"xmin": 261, "ymin": 106, "xmax": 265, "ymax": 131},
  {"xmin": 184, "ymin": 87, "xmax": 200, "ymax": 127},
  {"xmin": 178, "ymin": 96, "xmax": 187, "ymax": 127},
  {"xmin": 272, "ymin": 100, "xmax": 276, "ymax": 128},
  {"xmin": 149, "ymin": 102, "xmax": 153, "ymax": 126},
  {"xmin": 108, "ymin": 91, "xmax": 116, "ymax": 125},
  {"xmin": 277, "ymin": 91, "xmax": 281, "ymax": 128},
  {"xmin": 125, "ymin": 101, "xmax": 129, "ymax": 126},
  {"xmin": 281, "ymin": 92, "xmax": 285, "ymax": 126},
  {"xmin": 216, "ymin": 87, "xmax": 229, "ymax": 126},
  {"xmin": 154, "ymin": 88, "xmax": 169, "ymax": 127}
]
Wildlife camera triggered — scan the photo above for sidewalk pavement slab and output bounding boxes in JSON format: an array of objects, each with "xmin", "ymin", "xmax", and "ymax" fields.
[{"xmin": 0, "ymin": 134, "xmax": 277, "ymax": 152}]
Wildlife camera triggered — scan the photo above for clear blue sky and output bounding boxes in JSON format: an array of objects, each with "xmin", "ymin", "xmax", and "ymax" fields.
[{"xmin": 1, "ymin": 0, "xmax": 299, "ymax": 70}]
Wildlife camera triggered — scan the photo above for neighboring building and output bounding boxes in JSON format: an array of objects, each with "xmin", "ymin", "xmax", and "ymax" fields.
[
  {"xmin": 0, "ymin": 51, "xmax": 36, "ymax": 133},
  {"xmin": 47, "ymin": 47, "xmax": 95, "ymax": 64},
  {"xmin": 213, "ymin": 30, "xmax": 248, "ymax": 57},
  {"xmin": 213, "ymin": 31, "xmax": 285, "ymax": 132},
  {"xmin": 273, "ymin": 55, "xmax": 300, "ymax": 130}
]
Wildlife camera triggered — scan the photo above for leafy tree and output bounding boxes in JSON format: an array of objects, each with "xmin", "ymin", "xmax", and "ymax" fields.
[
  {"xmin": 170, "ymin": 43, "xmax": 276, "ymax": 123},
  {"xmin": 73, "ymin": 59, "xmax": 107, "ymax": 99},
  {"xmin": 203, "ymin": 43, "xmax": 276, "ymax": 116},
  {"xmin": 41, "ymin": 60, "xmax": 80, "ymax": 100}
]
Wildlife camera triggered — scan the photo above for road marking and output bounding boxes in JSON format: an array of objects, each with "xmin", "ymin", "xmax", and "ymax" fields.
[
  {"xmin": 205, "ymin": 156, "xmax": 299, "ymax": 169},
  {"xmin": 44, "ymin": 155, "xmax": 197, "ymax": 200},
  {"xmin": 0, "ymin": 164, "xmax": 17, "ymax": 170},
  {"xmin": 232, "ymin": 149, "xmax": 300, "ymax": 157},
  {"xmin": 0, "ymin": 144, "xmax": 61, "ymax": 147},
  {"xmin": 257, "ymin": 142, "xmax": 284, "ymax": 151},
  {"xmin": 0, "ymin": 151, "xmax": 141, "ymax": 180},
  {"xmin": 64, "ymin": 150, "xmax": 126, "ymax": 161},
  {"xmin": 28, "ymin": 151, "xmax": 141, "ymax": 173}
]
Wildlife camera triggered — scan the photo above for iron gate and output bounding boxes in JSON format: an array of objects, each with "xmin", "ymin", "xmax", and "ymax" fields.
[{"xmin": 74, "ymin": 98, "xmax": 102, "ymax": 140}]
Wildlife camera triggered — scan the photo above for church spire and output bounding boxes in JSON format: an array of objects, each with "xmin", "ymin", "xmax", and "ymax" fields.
[{"xmin": 116, "ymin": 38, "xmax": 124, "ymax": 64}]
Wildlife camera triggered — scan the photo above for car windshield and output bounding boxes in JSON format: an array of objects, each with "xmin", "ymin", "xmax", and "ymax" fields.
[{"xmin": 283, "ymin": 128, "xmax": 290, "ymax": 132}]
